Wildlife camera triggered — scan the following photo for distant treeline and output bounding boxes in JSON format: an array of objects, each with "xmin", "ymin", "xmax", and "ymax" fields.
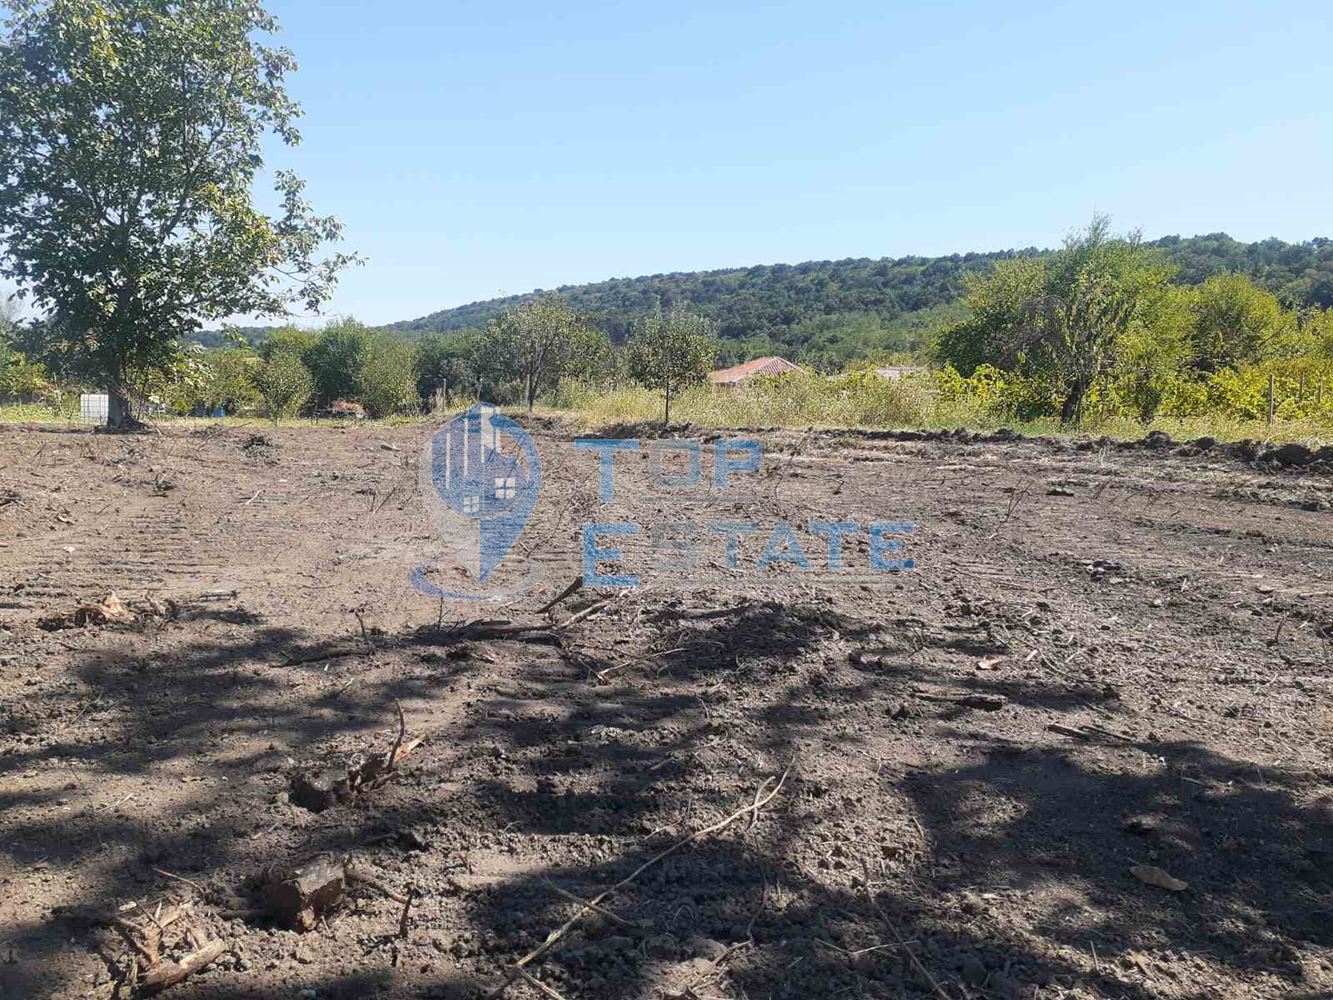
[
  {"xmin": 369, "ymin": 234, "xmax": 1333, "ymax": 361},
  {"xmin": 13, "ymin": 227, "xmax": 1330, "ymax": 429},
  {"xmin": 186, "ymin": 235, "xmax": 1333, "ymax": 370}
]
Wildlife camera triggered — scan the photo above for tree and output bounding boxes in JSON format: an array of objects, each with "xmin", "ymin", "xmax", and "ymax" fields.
[
  {"xmin": 255, "ymin": 350, "xmax": 313, "ymax": 422},
  {"xmin": 0, "ymin": 311, "xmax": 53, "ymax": 398},
  {"xmin": 303, "ymin": 319, "xmax": 373, "ymax": 406},
  {"xmin": 357, "ymin": 335, "xmax": 420, "ymax": 418},
  {"xmin": 415, "ymin": 333, "xmax": 475, "ymax": 408},
  {"xmin": 936, "ymin": 217, "xmax": 1173, "ymax": 425},
  {"xmin": 261, "ymin": 326, "xmax": 320, "ymax": 362},
  {"xmin": 0, "ymin": 0, "xmax": 356, "ymax": 427},
  {"xmin": 488, "ymin": 295, "xmax": 592, "ymax": 412},
  {"xmin": 627, "ymin": 305, "xmax": 717, "ymax": 424},
  {"xmin": 1310, "ymin": 309, "xmax": 1333, "ymax": 361},
  {"xmin": 1187, "ymin": 273, "xmax": 1291, "ymax": 371},
  {"xmin": 461, "ymin": 324, "xmax": 515, "ymax": 402},
  {"xmin": 0, "ymin": 349, "xmax": 51, "ymax": 398},
  {"xmin": 204, "ymin": 348, "xmax": 261, "ymax": 414}
]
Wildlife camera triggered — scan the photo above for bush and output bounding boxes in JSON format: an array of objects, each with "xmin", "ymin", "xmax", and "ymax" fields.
[
  {"xmin": 256, "ymin": 352, "xmax": 315, "ymax": 422},
  {"xmin": 358, "ymin": 336, "xmax": 420, "ymax": 417}
]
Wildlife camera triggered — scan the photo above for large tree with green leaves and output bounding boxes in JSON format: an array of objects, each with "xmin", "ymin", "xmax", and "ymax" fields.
[
  {"xmin": 627, "ymin": 305, "xmax": 717, "ymax": 424},
  {"xmin": 0, "ymin": 0, "xmax": 356, "ymax": 426},
  {"xmin": 936, "ymin": 217, "xmax": 1174, "ymax": 425},
  {"xmin": 486, "ymin": 295, "xmax": 603, "ymax": 412},
  {"xmin": 1186, "ymin": 272, "xmax": 1293, "ymax": 372}
]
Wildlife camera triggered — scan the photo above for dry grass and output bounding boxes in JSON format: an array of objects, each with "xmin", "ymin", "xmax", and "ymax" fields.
[
  {"xmin": 545, "ymin": 378, "xmax": 1332, "ymax": 446},
  {"xmin": 6, "ymin": 381, "xmax": 1330, "ymax": 448}
]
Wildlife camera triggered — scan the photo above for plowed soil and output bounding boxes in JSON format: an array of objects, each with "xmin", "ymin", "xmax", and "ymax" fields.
[{"xmin": 1, "ymin": 419, "xmax": 1331, "ymax": 1000}]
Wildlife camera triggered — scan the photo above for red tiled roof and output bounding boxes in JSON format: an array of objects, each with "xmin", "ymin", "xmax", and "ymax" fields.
[{"xmin": 708, "ymin": 356, "xmax": 802, "ymax": 384}]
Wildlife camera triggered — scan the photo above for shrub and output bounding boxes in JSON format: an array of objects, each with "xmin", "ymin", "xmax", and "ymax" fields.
[{"xmin": 256, "ymin": 352, "xmax": 314, "ymax": 422}]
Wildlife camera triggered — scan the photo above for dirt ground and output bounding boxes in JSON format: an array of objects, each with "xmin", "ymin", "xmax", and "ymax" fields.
[{"xmin": 1, "ymin": 418, "xmax": 1331, "ymax": 1000}]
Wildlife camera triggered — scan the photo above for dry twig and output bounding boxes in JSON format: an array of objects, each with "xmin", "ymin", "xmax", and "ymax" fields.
[{"xmin": 487, "ymin": 763, "xmax": 793, "ymax": 998}]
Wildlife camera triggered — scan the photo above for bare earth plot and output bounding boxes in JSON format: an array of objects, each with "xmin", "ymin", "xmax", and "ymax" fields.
[{"xmin": 1, "ymin": 419, "xmax": 1331, "ymax": 1000}]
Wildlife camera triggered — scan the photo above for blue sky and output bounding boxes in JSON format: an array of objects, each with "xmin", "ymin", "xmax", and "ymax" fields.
[{"xmin": 20, "ymin": 0, "xmax": 1333, "ymax": 327}]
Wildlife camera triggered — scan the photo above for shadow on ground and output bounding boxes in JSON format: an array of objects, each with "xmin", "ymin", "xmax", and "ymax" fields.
[{"xmin": 3, "ymin": 598, "xmax": 1331, "ymax": 998}]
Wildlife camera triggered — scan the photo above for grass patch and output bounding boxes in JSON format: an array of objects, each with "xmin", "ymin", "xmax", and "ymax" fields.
[
  {"xmin": 545, "ymin": 378, "xmax": 1332, "ymax": 447},
  {"xmin": 7, "ymin": 384, "xmax": 1329, "ymax": 449}
]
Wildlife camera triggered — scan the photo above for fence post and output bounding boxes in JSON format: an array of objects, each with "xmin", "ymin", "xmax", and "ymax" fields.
[{"xmin": 1267, "ymin": 372, "xmax": 1276, "ymax": 427}]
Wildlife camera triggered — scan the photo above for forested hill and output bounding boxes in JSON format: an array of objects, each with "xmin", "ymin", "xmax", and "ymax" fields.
[
  {"xmin": 191, "ymin": 234, "xmax": 1332, "ymax": 355},
  {"xmin": 387, "ymin": 234, "xmax": 1333, "ymax": 348}
]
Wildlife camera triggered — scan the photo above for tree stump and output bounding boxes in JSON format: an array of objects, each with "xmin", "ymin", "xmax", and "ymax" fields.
[
  {"xmin": 289, "ymin": 768, "xmax": 353, "ymax": 812},
  {"xmin": 265, "ymin": 856, "xmax": 348, "ymax": 931}
]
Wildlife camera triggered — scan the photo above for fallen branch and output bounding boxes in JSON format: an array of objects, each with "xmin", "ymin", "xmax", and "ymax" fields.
[
  {"xmin": 71, "ymin": 903, "xmax": 219, "ymax": 995},
  {"xmin": 1048, "ymin": 721, "xmax": 1135, "ymax": 744},
  {"xmin": 862, "ymin": 882, "xmax": 951, "ymax": 1000},
  {"xmin": 138, "ymin": 939, "xmax": 226, "ymax": 996},
  {"xmin": 487, "ymin": 762, "xmax": 793, "ymax": 998},
  {"xmin": 346, "ymin": 865, "xmax": 411, "ymax": 905},
  {"xmin": 518, "ymin": 967, "xmax": 570, "ymax": 1000},
  {"xmin": 397, "ymin": 890, "xmax": 415, "ymax": 939},
  {"xmin": 536, "ymin": 577, "xmax": 583, "ymax": 614},
  {"xmin": 439, "ymin": 620, "xmax": 560, "ymax": 644},
  {"xmin": 552, "ymin": 598, "xmax": 614, "ymax": 632},
  {"xmin": 659, "ymin": 604, "xmax": 753, "ymax": 621},
  {"xmin": 541, "ymin": 880, "xmax": 639, "ymax": 929},
  {"xmin": 274, "ymin": 645, "xmax": 365, "ymax": 670}
]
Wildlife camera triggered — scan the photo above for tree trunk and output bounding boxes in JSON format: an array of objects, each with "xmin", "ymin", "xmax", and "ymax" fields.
[
  {"xmin": 1059, "ymin": 379, "xmax": 1087, "ymax": 427},
  {"xmin": 106, "ymin": 389, "xmax": 144, "ymax": 431},
  {"xmin": 526, "ymin": 372, "xmax": 534, "ymax": 413},
  {"xmin": 663, "ymin": 381, "xmax": 671, "ymax": 425}
]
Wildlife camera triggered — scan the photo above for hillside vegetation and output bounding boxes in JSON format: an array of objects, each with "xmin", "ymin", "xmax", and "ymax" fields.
[
  {"xmin": 7, "ymin": 225, "xmax": 1333, "ymax": 438},
  {"xmin": 384, "ymin": 233, "xmax": 1333, "ymax": 365}
]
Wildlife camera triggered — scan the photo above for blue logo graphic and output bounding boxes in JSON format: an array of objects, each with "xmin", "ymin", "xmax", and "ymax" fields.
[{"xmin": 412, "ymin": 404, "xmax": 542, "ymax": 600}]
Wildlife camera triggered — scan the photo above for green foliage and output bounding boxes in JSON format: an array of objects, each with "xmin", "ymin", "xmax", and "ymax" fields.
[
  {"xmin": 255, "ymin": 350, "xmax": 314, "ymax": 422},
  {"xmin": 304, "ymin": 320, "xmax": 371, "ymax": 406},
  {"xmin": 262, "ymin": 318, "xmax": 421, "ymax": 417},
  {"xmin": 392, "ymin": 252, "xmax": 1030, "ymax": 346},
  {"xmin": 387, "ymin": 236, "xmax": 1333, "ymax": 360},
  {"xmin": 933, "ymin": 258, "xmax": 1047, "ymax": 375},
  {"xmin": 482, "ymin": 296, "xmax": 603, "ymax": 411},
  {"xmin": 1151, "ymin": 361, "xmax": 1333, "ymax": 423},
  {"xmin": 626, "ymin": 306, "xmax": 718, "ymax": 423},
  {"xmin": 0, "ymin": 294, "xmax": 18, "ymax": 341},
  {"xmin": 1186, "ymin": 273, "xmax": 1292, "ymax": 371},
  {"xmin": 0, "ymin": 343, "xmax": 51, "ymax": 397},
  {"xmin": 936, "ymin": 217, "xmax": 1175, "ymax": 425},
  {"xmin": 415, "ymin": 333, "xmax": 476, "ymax": 408},
  {"xmin": 1155, "ymin": 233, "xmax": 1333, "ymax": 307},
  {"xmin": 263, "ymin": 326, "xmax": 321, "ymax": 362},
  {"xmin": 205, "ymin": 348, "xmax": 261, "ymax": 413},
  {"xmin": 0, "ymin": 0, "xmax": 355, "ymax": 418},
  {"xmin": 357, "ymin": 336, "xmax": 420, "ymax": 418},
  {"xmin": 932, "ymin": 364, "xmax": 1053, "ymax": 422},
  {"xmin": 787, "ymin": 312, "xmax": 913, "ymax": 372},
  {"xmin": 564, "ymin": 326, "xmax": 617, "ymax": 387}
]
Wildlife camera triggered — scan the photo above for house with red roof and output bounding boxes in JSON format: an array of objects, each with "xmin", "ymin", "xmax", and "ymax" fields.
[{"xmin": 708, "ymin": 356, "xmax": 803, "ymax": 388}]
